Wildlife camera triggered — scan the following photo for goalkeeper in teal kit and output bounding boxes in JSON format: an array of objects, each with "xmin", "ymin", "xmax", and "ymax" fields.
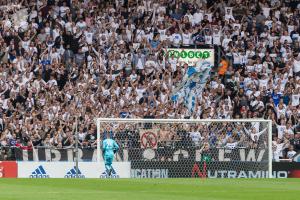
[{"xmin": 102, "ymin": 133, "xmax": 119, "ymax": 176}]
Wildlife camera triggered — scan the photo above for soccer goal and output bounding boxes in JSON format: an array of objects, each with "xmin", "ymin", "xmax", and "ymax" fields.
[{"xmin": 96, "ymin": 118, "xmax": 273, "ymax": 178}]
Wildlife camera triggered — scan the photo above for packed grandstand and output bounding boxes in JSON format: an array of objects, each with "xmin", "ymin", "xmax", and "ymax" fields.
[{"xmin": 0, "ymin": 0, "xmax": 300, "ymax": 162}]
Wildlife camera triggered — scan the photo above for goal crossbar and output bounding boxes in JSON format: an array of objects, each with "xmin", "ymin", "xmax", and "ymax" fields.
[{"xmin": 96, "ymin": 118, "xmax": 272, "ymax": 123}]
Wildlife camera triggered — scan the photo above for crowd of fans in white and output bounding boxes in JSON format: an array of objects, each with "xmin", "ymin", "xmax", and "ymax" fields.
[{"xmin": 0, "ymin": 0, "xmax": 300, "ymax": 161}]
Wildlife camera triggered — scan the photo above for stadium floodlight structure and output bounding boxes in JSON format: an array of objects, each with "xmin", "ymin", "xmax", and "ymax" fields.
[{"xmin": 96, "ymin": 118, "xmax": 273, "ymax": 178}]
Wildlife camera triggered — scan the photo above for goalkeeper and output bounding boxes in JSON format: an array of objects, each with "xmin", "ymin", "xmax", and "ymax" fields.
[{"xmin": 102, "ymin": 132, "xmax": 119, "ymax": 176}]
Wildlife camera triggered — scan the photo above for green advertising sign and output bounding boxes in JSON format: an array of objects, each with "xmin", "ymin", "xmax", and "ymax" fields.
[{"xmin": 164, "ymin": 48, "xmax": 214, "ymax": 66}]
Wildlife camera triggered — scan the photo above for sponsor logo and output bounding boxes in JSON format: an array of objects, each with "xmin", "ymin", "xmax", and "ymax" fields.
[
  {"xmin": 163, "ymin": 49, "xmax": 212, "ymax": 59},
  {"xmin": 100, "ymin": 167, "xmax": 119, "ymax": 179},
  {"xmin": 30, "ymin": 165, "xmax": 49, "ymax": 178},
  {"xmin": 131, "ymin": 169, "xmax": 169, "ymax": 178},
  {"xmin": 206, "ymin": 170, "xmax": 288, "ymax": 178},
  {"xmin": 64, "ymin": 167, "xmax": 85, "ymax": 178},
  {"xmin": 191, "ymin": 163, "xmax": 288, "ymax": 178},
  {"xmin": 191, "ymin": 163, "xmax": 207, "ymax": 178}
]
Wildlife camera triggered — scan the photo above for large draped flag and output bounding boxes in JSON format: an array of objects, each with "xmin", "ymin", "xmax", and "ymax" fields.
[{"xmin": 172, "ymin": 60, "xmax": 212, "ymax": 113}]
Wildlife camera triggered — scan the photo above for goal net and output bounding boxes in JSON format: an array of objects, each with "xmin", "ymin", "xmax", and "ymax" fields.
[{"xmin": 96, "ymin": 118, "xmax": 273, "ymax": 178}]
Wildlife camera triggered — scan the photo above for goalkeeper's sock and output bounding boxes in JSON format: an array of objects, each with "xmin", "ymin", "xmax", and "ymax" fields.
[
  {"xmin": 105, "ymin": 165, "xmax": 110, "ymax": 175},
  {"xmin": 108, "ymin": 169, "xmax": 112, "ymax": 176}
]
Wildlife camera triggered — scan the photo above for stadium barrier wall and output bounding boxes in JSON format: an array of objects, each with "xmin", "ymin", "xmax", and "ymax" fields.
[
  {"xmin": 17, "ymin": 162, "xmax": 131, "ymax": 178},
  {"xmin": 0, "ymin": 161, "xmax": 299, "ymax": 178}
]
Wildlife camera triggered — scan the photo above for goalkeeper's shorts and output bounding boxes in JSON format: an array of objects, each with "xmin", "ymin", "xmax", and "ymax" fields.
[{"xmin": 104, "ymin": 155, "xmax": 113, "ymax": 166}]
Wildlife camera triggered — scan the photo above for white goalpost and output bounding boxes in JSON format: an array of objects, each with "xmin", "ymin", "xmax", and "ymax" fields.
[{"xmin": 96, "ymin": 118, "xmax": 273, "ymax": 178}]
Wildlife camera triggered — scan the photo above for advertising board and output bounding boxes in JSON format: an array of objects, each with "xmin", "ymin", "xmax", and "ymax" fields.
[
  {"xmin": 0, "ymin": 161, "xmax": 18, "ymax": 178},
  {"xmin": 164, "ymin": 48, "xmax": 214, "ymax": 66},
  {"xmin": 17, "ymin": 162, "xmax": 131, "ymax": 178}
]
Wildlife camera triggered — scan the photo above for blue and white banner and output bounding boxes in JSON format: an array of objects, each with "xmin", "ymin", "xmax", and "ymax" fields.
[{"xmin": 172, "ymin": 60, "xmax": 212, "ymax": 113}]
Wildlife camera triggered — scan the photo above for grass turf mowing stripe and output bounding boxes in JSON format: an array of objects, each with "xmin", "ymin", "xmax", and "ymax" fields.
[{"xmin": 0, "ymin": 179, "xmax": 299, "ymax": 200}]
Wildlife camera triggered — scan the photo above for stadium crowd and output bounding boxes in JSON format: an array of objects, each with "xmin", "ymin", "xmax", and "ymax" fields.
[{"xmin": 0, "ymin": 0, "xmax": 300, "ymax": 161}]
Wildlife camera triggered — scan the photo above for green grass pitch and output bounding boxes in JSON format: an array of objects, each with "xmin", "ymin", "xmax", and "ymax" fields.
[{"xmin": 0, "ymin": 179, "xmax": 299, "ymax": 200}]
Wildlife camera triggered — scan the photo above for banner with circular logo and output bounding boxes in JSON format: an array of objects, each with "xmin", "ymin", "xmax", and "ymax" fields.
[{"xmin": 140, "ymin": 129, "xmax": 158, "ymax": 149}]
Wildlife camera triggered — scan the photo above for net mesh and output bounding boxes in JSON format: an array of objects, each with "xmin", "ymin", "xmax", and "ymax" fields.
[{"xmin": 98, "ymin": 119, "xmax": 271, "ymax": 178}]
